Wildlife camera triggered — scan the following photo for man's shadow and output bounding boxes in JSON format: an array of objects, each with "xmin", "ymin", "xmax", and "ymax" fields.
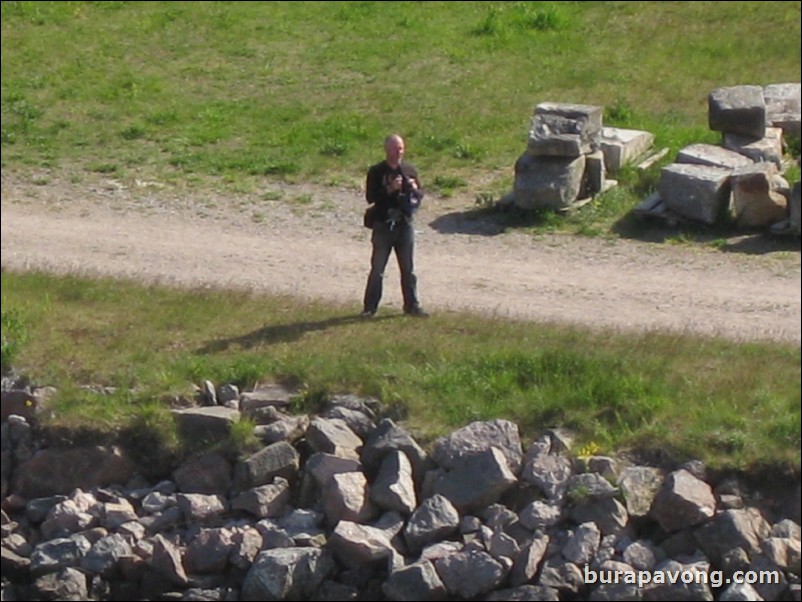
[{"xmin": 198, "ymin": 313, "xmax": 397, "ymax": 353}]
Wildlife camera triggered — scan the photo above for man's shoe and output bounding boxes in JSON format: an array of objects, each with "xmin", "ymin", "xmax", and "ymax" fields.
[
  {"xmin": 360, "ymin": 309, "xmax": 376, "ymax": 318},
  {"xmin": 404, "ymin": 307, "xmax": 429, "ymax": 318}
]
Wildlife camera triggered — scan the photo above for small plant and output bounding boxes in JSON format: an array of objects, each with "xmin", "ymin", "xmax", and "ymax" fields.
[
  {"xmin": 605, "ymin": 98, "xmax": 635, "ymax": 125},
  {"xmin": 567, "ymin": 483, "xmax": 591, "ymax": 505},
  {"xmin": 261, "ymin": 190, "xmax": 284, "ymax": 201},
  {"xmin": 120, "ymin": 125, "xmax": 146, "ymax": 140},
  {"xmin": 474, "ymin": 192, "xmax": 495, "ymax": 209},
  {"xmin": 321, "ymin": 141, "xmax": 348, "ymax": 157},
  {"xmin": 527, "ymin": 8, "xmax": 565, "ymax": 32},
  {"xmin": 471, "ymin": 8, "xmax": 503, "ymax": 37},
  {"xmin": 453, "ymin": 143, "xmax": 482, "ymax": 161},
  {"xmin": 89, "ymin": 162, "xmax": 119, "ymax": 175},
  {"xmin": 228, "ymin": 417, "xmax": 262, "ymax": 456},
  {"xmin": 577, "ymin": 441, "xmax": 601, "ymax": 458},
  {"xmin": 1, "ymin": 307, "xmax": 28, "ymax": 372},
  {"xmin": 432, "ymin": 175, "xmax": 467, "ymax": 195}
]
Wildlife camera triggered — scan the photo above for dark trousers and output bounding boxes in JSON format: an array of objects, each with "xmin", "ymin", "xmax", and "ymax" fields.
[{"xmin": 363, "ymin": 219, "xmax": 419, "ymax": 313}]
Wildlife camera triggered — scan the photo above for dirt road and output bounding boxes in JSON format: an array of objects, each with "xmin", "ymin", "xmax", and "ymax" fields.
[{"xmin": 2, "ymin": 171, "xmax": 800, "ymax": 345}]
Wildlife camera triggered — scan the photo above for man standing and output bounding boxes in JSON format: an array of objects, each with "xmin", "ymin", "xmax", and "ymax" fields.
[{"xmin": 361, "ymin": 134, "xmax": 428, "ymax": 318}]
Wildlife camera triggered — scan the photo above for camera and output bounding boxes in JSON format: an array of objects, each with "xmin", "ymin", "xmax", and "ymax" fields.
[{"xmin": 399, "ymin": 189, "xmax": 423, "ymax": 217}]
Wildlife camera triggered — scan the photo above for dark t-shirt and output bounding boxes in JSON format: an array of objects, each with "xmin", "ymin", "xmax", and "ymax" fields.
[{"xmin": 365, "ymin": 160, "xmax": 423, "ymax": 222}]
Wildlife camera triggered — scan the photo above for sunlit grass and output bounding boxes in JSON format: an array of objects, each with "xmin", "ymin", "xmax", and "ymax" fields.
[
  {"xmin": 2, "ymin": 1, "xmax": 799, "ymax": 189},
  {"xmin": 3, "ymin": 269, "xmax": 799, "ymax": 475}
]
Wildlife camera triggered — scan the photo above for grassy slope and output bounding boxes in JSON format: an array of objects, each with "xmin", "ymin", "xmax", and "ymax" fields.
[
  {"xmin": 2, "ymin": 270, "xmax": 799, "ymax": 476},
  {"xmin": 2, "ymin": 1, "xmax": 800, "ymax": 190},
  {"xmin": 1, "ymin": 1, "xmax": 800, "ymax": 475}
]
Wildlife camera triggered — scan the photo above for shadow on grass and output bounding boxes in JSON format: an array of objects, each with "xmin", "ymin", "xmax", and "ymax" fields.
[
  {"xmin": 198, "ymin": 313, "xmax": 399, "ymax": 353},
  {"xmin": 428, "ymin": 205, "xmax": 550, "ymax": 236}
]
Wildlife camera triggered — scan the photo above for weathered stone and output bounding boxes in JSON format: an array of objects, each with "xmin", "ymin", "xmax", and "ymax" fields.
[
  {"xmin": 676, "ymin": 143, "xmax": 753, "ymax": 170},
  {"xmin": 31, "ymin": 567, "xmax": 88, "ymax": 601},
  {"xmin": 538, "ymin": 558, "xmax": 584, "ymax": 594},
  {"xmin": 81, "ymin": 533, "xmax": 133, "ymax": 578},
  {"xmin": 730, "ymin": 162, "xmax": 787, "ymax": 228},
  {"xmin": 648, "ymin": 558, "xmax": 714, "ymax": 601},
  {"xmin": 528, "ymin": 102, "xmax": 603, "ymax": 157},
  {"xmin": 514, "ymin": 153, "xmax": 587, "ymax": 211},
  {"xmin": 791, "ymin": 181, "xmax": 801, "ymax": 236},
  {"xmin": 230, "ymin": 478, "xmax": 290, "ymax": 519},
  {"xmin": 239, "ymin": 383, "xmax": 297, "ymax": 414},
  {"xmin": 370, "ymin": 450, "xmax": 417, "ymax": 514},
  {"xmin": 723, "ymin": 127, "xmax": 784, "ymax": 168},
  {"xmin": 171, "ymin": 406, "xmax": 240, "ymax": 441},
  {"xmin": 658, "ymin": 163, "xmax": 731, "ymax": 225},
  {"xmin": 184, "ymin": 528, "xmax": 236, "ymax": 575},
  {"xmin": 322, "ymin": 405, "xmax": 376, "ymax": 439},
  {"xmin": 404, "ymin": 494, "xmax": 460, "ymax": 553},
  {"xmin": 763, "ymin": 82, "xmax": 801, "ymax": 140},
  {"xmin": 618, "ymin": 466, "xmax": 663, "ymax": 518},
  {"xmin": 322, "ymin": 471, "xmax": 377, "ymax": 526},
  {"xmin": 562, "ymin": 522, "xmax": 601, "ymax": 565},
  {"xmin": 650, "ymin": 469, "xmax": 716, "ymax": 533},
  {"xmin": 432, "ymin": 447, "xmax": 517, "ymax": 513},
  {"xmin": 521, "ymin": 451, "xmax": 573, "ymax": 501},
  {"xmin": 172, "ymin": 451, "xmax": 232, "ymax": 496},
  {"xmin": 361, "ymin": 419, "xmax": 432, "ymax": 486},
  {"xmin": 761, "ymin": 537, "xmax": 801, "ymax": 576},
  {"xmin": 695, "ymin": 507, "xmax": 770, "ymax": 565},
  {"xmin": 176, "ymin": 493, "xmax": 228, "ymax": 522},
  {"xmin": 486, "ymin": 585, "xmax": 560, "ymax": 601},
  {"xmin": 254, "ymin": 414, "xmax": 309, "ymax": 444},
  {"xmin": 601, "ymin": 127, "xmax": 655, "ymax": 172},
  {"xmin": 510, "ymin": 535, "xmax": 549, "ymax": 587},
  {"xmin": 382, "ymin": 560, "xmax": 447, "ymax": 602},
  {"xmin": 709, "ymin": 85, "xmax": 766, "ymax": 138},
  {"xmin": 432, "ymin": 419, "xmax": 523, "ymax": 474},
  {"xmin": 568, "ymin": 472, "xmax": 618, "ymax": 500},
  {"xmin": 241, "ymin": 547, "xmax": 335, "ymax": 601},
  {"xmin": 435, "ymin": 549, "xmax": 508, "ymax": 599},
  {"xmin": 306, "ymin": 417, "xmax": 362, "ymax": 458},
  {"xmin": 519, "ymin": 500, "xmax": 562, "ymax": 531},
  {"xmin": 149, "ymin": 533, "xmax": 188, "ymax": 586},
  {"xmin": 232, "ymin": 440, "xmax": 299, "ymax": 492},
  {"xmin": 328, "ymin": 520, "xmax": 395, "ymax": 570}
]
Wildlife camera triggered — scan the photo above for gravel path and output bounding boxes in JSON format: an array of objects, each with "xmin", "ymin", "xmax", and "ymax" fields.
[{"xmin": 2, "ymin": 170, "xmax": 800, "ymax": 345}]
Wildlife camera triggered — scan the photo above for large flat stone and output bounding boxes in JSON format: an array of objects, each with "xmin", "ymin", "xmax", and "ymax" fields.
[{"xmin": 676, "ymin": 143, "xmax": 753, "ymax": 170}]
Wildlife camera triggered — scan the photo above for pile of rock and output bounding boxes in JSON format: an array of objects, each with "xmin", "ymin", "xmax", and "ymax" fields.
[
  {"xmin": 646, "ymin": 83, "xmax": 801, "ymax": 234},
  {"xmin": 1, "ymin": 381, "xmax": 800, "ymax": 601},
  {"xmin": 513, "ymin": 103, "xmax": 610, "ymax": 212},
  {"xmin": 511, "ymin": 84, "xmax": 801, "ymax": 237}
]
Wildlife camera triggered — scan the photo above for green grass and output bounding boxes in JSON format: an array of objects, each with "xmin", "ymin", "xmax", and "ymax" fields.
[
  {"xmin": 1, "ymin": 2, "xmax": 800, "ymax": 480},
  {"xmin": 2, "ymin": 269, "xmax": 799, "ymax": 477},
  {"xmin": 2, "ymin": 1, "xmax": 800, "ymax": 194}
]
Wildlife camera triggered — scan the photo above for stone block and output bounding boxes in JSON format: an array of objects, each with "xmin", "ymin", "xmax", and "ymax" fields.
[
  {"xmin": 658, "ymin": 163, "xmax": 731, "ymax": 225},
  {"xmin": 514, "ymin": 153, "xmax": 586, "ymax": 210},
  {"xmin": 708, "ymin": 85, "xmax": 766, "ymax": 138},
  {"xmin": 600, "ymin": 127, "xmax": 655, "ymax": 172},
  {"xmin": 528, "ymin": 102, "xmax": 603, "ymax": 157}
]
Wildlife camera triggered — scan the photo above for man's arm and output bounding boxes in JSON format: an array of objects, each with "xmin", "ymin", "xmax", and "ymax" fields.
[{"xmin": 366, "ymin": 164, "xmax": 388, "ymax": 205}]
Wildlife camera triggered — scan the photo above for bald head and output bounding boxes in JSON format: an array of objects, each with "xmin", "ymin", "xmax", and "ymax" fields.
[{"xmin": 384, "ymin": 134, "xmax": 405, "ymax": 167}]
